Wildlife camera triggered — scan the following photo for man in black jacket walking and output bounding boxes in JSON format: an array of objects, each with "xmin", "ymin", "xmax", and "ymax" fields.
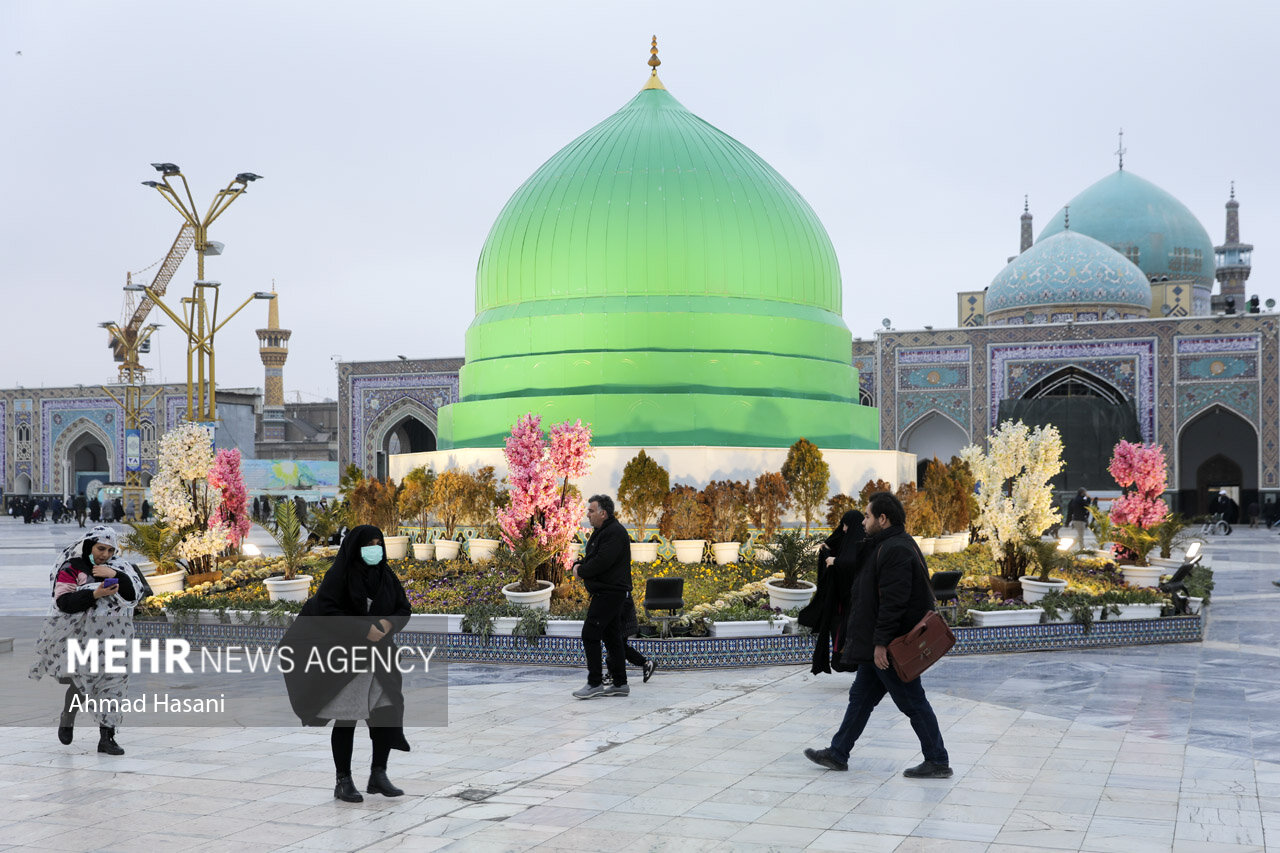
[
  {"xmin": 571, "ymin": 494, "xmax": 632, "ymax": 699},
  {"xmin": 804, "ymin": 491, "xmax": 951, "ymax": 779}
]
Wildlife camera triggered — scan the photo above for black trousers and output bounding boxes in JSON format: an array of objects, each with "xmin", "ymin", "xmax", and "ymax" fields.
[
  {"xmin": 331, "ymin": 720, "xmax": 395, "ymax": 775},
  {"xmin": 581, "ymin": 591, "xmax": 629, "ymax": 686}
]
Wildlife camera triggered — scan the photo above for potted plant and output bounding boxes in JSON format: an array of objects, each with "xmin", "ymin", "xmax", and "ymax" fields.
[
  {"xmin": 1111, "ymin": 522, "xmax": 1162, "ymax": 586},
  {"xmin": 748, "ymin": 472, "xmax": 790, "ymax": 561},
  {"xmin": 763, "ymin": 527, "xmax": 819, "ymax": 610},
  {"xmin": 960, "ymin": 420, "xmax": 1065, "ymax": 600},
  {"xmin": 781, "ymin": 437, "xmax": 829, "ymax": 535},
  {"xmin": 1037, "ymin": 590, "xmax": 1119, "ymax": 634},
  {"xmin": 410, "ymin": 530, "xmax": 435, "ymax": 561},
  {"xmin": 1149, "ymin": 514, "xmax": 1192, "ymax": 568},
  {"xmin": 965, "ymin": 598, "xmax": 1045, "ymax": 627},
  {"xmin": 706, "ymin": 600, "xmax": 786, "ymax": 638},
  {"xmin": 150, "ymin": 423, "xmax": 240, "ymax": 586},
  {"xmin": 464, "ymin": 466, "xmax": 502, "ymax": 561},
  {"xmin": 350, "ymin": 476, "xmax": 406, "ymax": 557},
  {"xmin": 429, "ymin": 468, "xmax": 471, "ymax": 560},
  {"xmin": 399, "ymin": 466, "xmax": 436, "ymax": 558},
  {"xmin": 703, "ymin": 479, "xmax": 749, "ymax": 565},
  {"xmin": 1184, "ymin": 564, "xmax": 1214, "ymax": 614},
  {"xmin": 900, "ymin": 480, "xmax": 943, "ymax": 555},
  {"xmin": 1087, "ymin": 505, "xmax": 1115, "ymax": 554},
  {"xmin": 304, "ymin": 500, "xmax": 349, "ymax": 550},
  {"xmin": 659, "ymin": 484, "xmax": 709, "ymax": 563},
  {"xmin": 1018, "ymin": 536, "xmax": 1070, "ymax": 603},
  {"xmin": 262, "ymin": 499, "xmax": 314, "ymax": 601},
  {"xmin": 618, "ymin": 449, "xmax": 669, "ymax": 562},
  {"xmin": 122, "ymin": 521, "xmax": 186, "ymax": 593}
]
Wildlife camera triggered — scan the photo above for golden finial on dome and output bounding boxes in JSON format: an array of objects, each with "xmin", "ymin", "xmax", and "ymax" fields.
[{"xmin": 642, "ymin": 35, "xmax": 666, "ymax": 90}]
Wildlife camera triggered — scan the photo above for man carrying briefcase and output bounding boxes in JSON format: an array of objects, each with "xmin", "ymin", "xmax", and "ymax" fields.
[{"xmin": 803, "ymin": 491, "xmax": 952, "ymax": 779}]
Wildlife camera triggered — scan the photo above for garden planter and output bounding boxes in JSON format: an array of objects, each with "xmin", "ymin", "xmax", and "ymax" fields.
[
  {"xmin": 502, "ymin": 580, "xmax": 555, "ymax": 611},
  {"xmin": 932, "ymin": 535, "xmax": 963, "ymax": 554},
  {"xmin": 136, "ymin": 561, "xmax": 158, "ymax": 577},
  {"xmin": 434, "ymin": 539, "xmax": 462, "ymax": 561},
  {"xmin": 468, "ymin": 537, "xmax": 500, "ymax": 561},
  {"xmin": 406, "ymin": 613, "xmax": 464, "ymax": 633},
  {"xmin": 186, "ymin": 570, "xmax": 223, "ymax": 586},
  {"xmin": 711, "ymin": 542, "xmax": 742, "ymax": 565},
  {"xmin": 545, "ymin": 619, "xmax": 585, "ymax": 637},
  {"xmin": 911, "ymin": 536, "xmax": 936, "ymax": 556},
  {"xmin": 384, "ymin": 535, "xmax": 410, "ymax": 560},
  {"xmin": 1114, "ymin": 603, "xmax": 1164, "ymax": 621},
  {"xmin": 1147, "ymin": 556, "xmax": 1182, "ymax": 571},
  {"xmin": 969, "ymin": 608, "xmax": 1044, "ymax": 627},
  {"xmin": 1018, "ymin": 576, "xmax": 1068, "ymax": 603},
  {"xmin": 148, "ymin": 571, "xmax": 186, "ymax": 595},
  {"xmin": 1188, "ymin": 597, "xmax": 1205, "ymax": 615},
  {"xmin": 492, "ymin": 616, "xmax": 520, "ymax": 635},
  {"xmin": 264, "ymin": 575, "xmax": 313, "ymax": 602},
  {"xmin": 630, "ymin": 541, "xmax": 660, "ymax": 562},
  {"xmin": 1046, "ymin": 606, "xmax": 1105, "ymax": 624},
  {"xmin": 709, "ymin": 619, "xmax": 786, "ymax": 638},
  {"xmin": 764, "ymin": 578, "xmax": 817, "ymax": 611},
  {"xmin": 671, "ymin": 539, "xmax": 706, "ymax": 563},
  {"xmin": 412, "ymin": 542, "xmax": 435, "ymax": 561},
  {"xmin": 752, "ymin": 545, "xmax": 774, "ymax": 562},
  {"xmin": 1121, "ymin": 565, "xmax": 1164, "ymax": 588},
  {"xmin": 988, "ymin": 576, "xmax": 1022, "ymax": 600}
]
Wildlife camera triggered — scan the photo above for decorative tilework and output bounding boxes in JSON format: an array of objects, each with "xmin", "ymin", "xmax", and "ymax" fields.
[
  {"xmin": 899, "ymin": 347, "xmax": 970, "ymax": 365},
  {"xmin": 135, "ymin": 614, "xmax": 1203, "ymax": 668},
  {"xmin": 41, "ymin": 398, "xmax": 123, "ymax": 491},
  {"xmin": 986, "ymin": 230, "xmax": 1152, "ymax": 318},
  {"xmin": 0, "ymin": 401, "xmax": 5, "ymax": 491},
  {"xmin": 1178, "ymin": 355, "xmax": 1256, "ymax": 381},
  {"xmin": 898, "ymin": 391, "xmax": 972, "ymax": 437},
  {"xmin": 1177, "ymin": 382, "xmax": 1258, "ymax": 425},
  {"xmin": 900, "ymin": 366, "xmax": 969, "ymax": 389},
  {"xmin": 1176, "ymin": 335, "xmax": 1258, "ymax": 354},
  {"xmin": 351, "ymin": 373, "xmax": 459, "ymax": 473}
]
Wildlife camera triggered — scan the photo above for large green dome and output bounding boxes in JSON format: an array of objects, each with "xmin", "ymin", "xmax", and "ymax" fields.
[
  {"xmin": 437, "ymin": 70, "xmax": 875, "ymax": 450},
  {"xmin": 1037, "ymin": 169, "xmax": 1215, "ymax": 291}
]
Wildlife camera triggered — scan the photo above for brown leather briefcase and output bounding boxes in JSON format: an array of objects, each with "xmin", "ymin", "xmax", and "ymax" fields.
[{"xmin": 888, "ymin": 610, "xmax": 955, "ymax": 682}]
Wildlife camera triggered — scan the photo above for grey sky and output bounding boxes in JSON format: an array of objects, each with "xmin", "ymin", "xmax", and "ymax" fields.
[{"xmin": 2, "ymin": 1, "xmax": 1276, "ymax": 404}]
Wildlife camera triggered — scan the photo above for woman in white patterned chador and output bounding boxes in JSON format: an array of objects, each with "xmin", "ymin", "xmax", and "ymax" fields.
[{"xmin": 29, "ymin": 525, "xmax": 145, "ymax": 756}]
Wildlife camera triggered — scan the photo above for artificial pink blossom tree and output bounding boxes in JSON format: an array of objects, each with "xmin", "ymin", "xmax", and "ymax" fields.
[
  {"xmin": 1106, "ymin": 440, "xmax": 1169, "ymax": 564},
  {"xmin": 209, "ymin": 448, "xmax": 252, "ymax": 549},
  {"xmin": 497, "ymin": 414, "xmax": 593, "ymax": 591}
]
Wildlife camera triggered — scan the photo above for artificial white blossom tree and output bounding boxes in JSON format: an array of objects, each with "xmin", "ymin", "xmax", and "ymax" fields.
[{"xmin": 152, "ymin": 422, "xmax": 231, "ymax": 576}]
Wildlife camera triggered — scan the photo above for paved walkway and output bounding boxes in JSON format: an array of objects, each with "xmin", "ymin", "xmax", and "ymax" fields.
[{"xmin": 0, "ymin": 516, "xmax": 1277, "ymax": 852}]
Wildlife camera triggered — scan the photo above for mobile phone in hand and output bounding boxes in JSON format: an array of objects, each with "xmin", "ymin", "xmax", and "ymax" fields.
[{"xmin": 103, "ymin": 578, "xmax": 118, "ymax": 588}]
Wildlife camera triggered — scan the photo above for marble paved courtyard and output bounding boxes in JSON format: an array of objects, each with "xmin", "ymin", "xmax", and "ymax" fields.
[{"xmin": 1, "ymin": 515, "xmax": 1278, "ymax": 852}]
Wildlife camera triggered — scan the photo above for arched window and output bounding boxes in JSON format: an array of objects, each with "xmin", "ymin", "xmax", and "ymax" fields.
[
  {"xmin": 140, "ymin": 421, "xmax": 155, "ymax": 443},
  {"xmin": 16, "ymin": 423, "xmax": 31, "ymax": 443}
]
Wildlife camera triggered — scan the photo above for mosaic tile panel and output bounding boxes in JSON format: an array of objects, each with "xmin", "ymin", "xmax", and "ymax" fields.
[
  {"xmin": 898, "ymin": 365, "xmax": 969, "ymax": 390},
  {"xmin": 338, "ymin": 360, "xmax": 463, "ymax": 472},
  {"xmin": 1177, "ymin": 381, "xmax": 1259, "ymax": 425},
  {"xmin": 1176, "ymin": 335, "xmax": 1259, "ymax": 354},
  {"xmin": 41, "ymin": 398, "xmax": 122, "ymax": 491},
  {"xmin": 1177, "ymin": 355, "xmax": 1257, "ymax": 382},
  {"xmin": 898, "ymin": 347, "xmax": 971, "ymax": 365},
  {"xmin": 898, "ymin": 391, "xmax": 971, "ymax": 437}
]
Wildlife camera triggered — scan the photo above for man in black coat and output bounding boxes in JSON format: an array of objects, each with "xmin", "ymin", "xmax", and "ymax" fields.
[
  {"xmin": 571, "ymin": 494, "xmax": 632, "ymax": 699},
  {"xmin": 804, "ymin": 491, "xmax": 952, "ymax": 779}
]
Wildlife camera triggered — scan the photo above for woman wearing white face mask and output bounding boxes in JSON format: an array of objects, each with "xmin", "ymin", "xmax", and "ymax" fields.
[{"xmin": 280, "ymin": 524, "xmax": 412, "ymax": 802}]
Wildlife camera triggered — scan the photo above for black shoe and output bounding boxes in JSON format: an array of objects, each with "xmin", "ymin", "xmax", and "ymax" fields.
[
  {"xmin": 58, "ymin": 714, "xmax": 74, "ymax": 746},
  {"xmin": 803, "ymin": 747, "xmax": 848, "ymax": 771},
  {"xmin": 97, "ymin": 727, "xmax": 124, "ymax": 756},
  {"xmin": 642, "ymin": 659, "xmax": 657, "ymax": 683},
  {"xmin": 903, "ymin": 761, "xmax": 952, "ymax": 779},
  {"xmin": 366, "ymin": 767, "xmax": 404, "ymax": 797},
  {"xmin": 334, "ymin": 774, "xmax": 364, "ymax": 802}
]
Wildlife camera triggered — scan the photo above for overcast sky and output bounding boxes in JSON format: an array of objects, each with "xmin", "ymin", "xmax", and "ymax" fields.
[{"xmin": 2, "ymin": 1, "xmax": 1276, "ymax": 404}]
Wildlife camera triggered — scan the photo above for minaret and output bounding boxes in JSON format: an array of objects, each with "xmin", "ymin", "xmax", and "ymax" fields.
[
  {"xmin": 1020, "ymin": 196, "xmax": 1033, "ymax": 253},
  {"xmin": 256, "ymin": 287, "xmax": 291, "ymax": 441},
  {"xmin": 1214, "ymin": 183, "xmax": 1253, "ymax": 301}
]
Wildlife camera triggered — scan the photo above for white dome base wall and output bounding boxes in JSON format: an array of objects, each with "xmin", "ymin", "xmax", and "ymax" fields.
[{"xmin": 390, "ymin": 445, "xmax": 916, "ymax": 520}]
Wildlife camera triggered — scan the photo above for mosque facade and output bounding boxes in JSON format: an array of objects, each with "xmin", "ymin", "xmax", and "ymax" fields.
[{"xmin": 855, "ymin": 169, "xmax": 1275, "ymax": 517}]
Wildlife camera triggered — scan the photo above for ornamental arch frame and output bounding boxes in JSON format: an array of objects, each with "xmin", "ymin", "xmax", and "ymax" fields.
[
  {"xmin": 365, "ymin": 398, "xmax": 438, "ymax": 480},
  {"xmin": 52, "ymin": 418, "xmax": 115, "ymax": 495}
]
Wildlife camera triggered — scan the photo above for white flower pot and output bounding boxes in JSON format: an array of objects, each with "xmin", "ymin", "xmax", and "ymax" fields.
[
  {"xmin": 1046, "ymin": 606, "xmax": 1104, "ymax": 624},
  {"xmin": 932, "ymin": 536, "xmax": 963, "ymax": 554},
  {"xmin": 434, "ymin": 539, "xmax": 462, "ymax": 560},
  {"xmin": 492, "ymin": 616, "xmax": 520, "ymax": 635},
  {"xmin": 1114, "ymin": 603, "xmax": 1164, "ymax": 621},
  {"xmin": 711, "ymin": 542, "xmax": 742, "ymax": 565},
  {"xmin": 912, "ymin": 536, "xmax": 936, "ymax": 555},
  {"xmin": 709, "ymin": 619, "xmax": 786, "ymax": 638},
  {"xmin": 630, "ymin": 541, "xmax": 660, "ymax": 562},
  {"xmin": 406, "ymin": 613, "xmax": 464, "ymax": 633},
  {"xmin": 671, "ymin": 539, "xmax": 706, "ymax": 563},
  {"xmin": 970, "ymin": 608, "xmax": 1044, "ymax": 627},
  {"xmin": 1018, "ymin": 576, "xmax": 1068, "ymax": 603},
  {"xmin": 136, "ymin": 561, "xmax": 158, "ymax": 577},
  {"xmin": 1147, "ymin": 556, "xmax": 1182, "ymax": 570},
  {"xmin": 412, "ymin": 542, "xmax": 435, "ymax": 561},
  {"xmin": 1121, "ymin": 565, "xmax": 1164, "ymax": 588},
  {"xmin": 264, "ymin": 575, "xmax": 313, "ymax": 602},
  {"xmin": 764, "ymin": 578, "xmax": 817, "ymax": 611},
  {"xmin": 752, "ymin": 545, "xmax": 774, "ymax": 562},
  {"xmin": 545, "ymin": 619, "xmax": 584, "ymax": 637},
  {"xmin": 502, "ymin": 580, "xmax": 555, "ymax": 611},
  {"xmin": 468, "ymin": 537, "xmax": 500, "ymax": 561},
  {"xmin": 1187, "ymin": 597, "xmax": 1205, "ymax": 615},
  {"xmin": 148, "ymin": 571, "xmax": 186, "ymax": 595},
  {"xmin": 384, "ymin": 535, "xmax": 410, "ymax": 560}
]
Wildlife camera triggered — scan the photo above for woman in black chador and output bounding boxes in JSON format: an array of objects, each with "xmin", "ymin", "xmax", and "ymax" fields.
[
  {"xmin": 281, "ymin": 525, "xmax": 412, "ymax": 802},
  {"xmin": 798, "ymin": 510, "xmax": 865, "ymax": 674}
]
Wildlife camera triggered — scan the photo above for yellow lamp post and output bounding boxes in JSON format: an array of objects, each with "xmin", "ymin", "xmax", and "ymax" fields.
[
  {"xmin": 99, "ymin": 319, "xmax": 164, "ymax": 518},
  {"xmin": 135, "ymin": 164, "xmax": 273, "ymax": 425}
]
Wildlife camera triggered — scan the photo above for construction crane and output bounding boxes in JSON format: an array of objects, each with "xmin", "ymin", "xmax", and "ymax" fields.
[{"xmin": 99, "ymin": 223, "xmax": 194, "ymax": 518}]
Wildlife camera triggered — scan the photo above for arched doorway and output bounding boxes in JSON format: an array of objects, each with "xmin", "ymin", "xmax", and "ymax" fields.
[
  {"xmin": 68, "ymin": 432, "xmax": 111, "ymax": 498},
  {"xmin": 900, "ymin": 413, "xmax": 968, "ymax": 484},
  {"xmin": 370, "ymin": 404, "xmax": 438, "ymax": 481},
  {"xmin": 13, "ymin": 473, "xmax": 31, "ymax": 496},
  {"xmin": 1178, "ymin": 406, "xmax": 1257, "ymax": 515}
]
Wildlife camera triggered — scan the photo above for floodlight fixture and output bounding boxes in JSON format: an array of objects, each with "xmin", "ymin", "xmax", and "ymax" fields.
[
  {"xmin": 151, "ymin": 162, "xmax": 181, "ymax": 174},
  {"xmin": 252, "ymin": 292, "xmax": 275, "ymax": 300},
  {"xmin": 122, "ymin": 284, "xmax": 145, "ymax": 292},
  {"xmin": 235, "ymin": 172, "xmax": 263, "ymax": 183},
  {"xmin": 1186, "ymin": 541, "xmax": 1201, "ymax": 561}
]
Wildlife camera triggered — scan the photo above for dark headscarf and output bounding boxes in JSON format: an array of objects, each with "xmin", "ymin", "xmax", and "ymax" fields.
[
  {"xmin": 801, "ymin": 509, "xmax": 866, "ymax": 674},
  {"xmin": 329, "ymin": 524, "xmax": 390, "ymax": 604},
  {"xmin": 823, "ymin": 510, "xmax": 866, "ymax": 558}
]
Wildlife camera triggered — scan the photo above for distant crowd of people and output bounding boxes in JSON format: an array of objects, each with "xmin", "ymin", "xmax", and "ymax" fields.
[{"xmin": 6, "ymin": 495, "xmax": 151, "ymax": 527}]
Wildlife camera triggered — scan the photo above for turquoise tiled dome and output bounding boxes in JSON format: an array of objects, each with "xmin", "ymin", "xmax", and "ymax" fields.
[
  {"xmin": 986, "ymin": 229, "xmax": 1151, "ymax": 322},
  {"xmin": 1037, "ymin": 169, "xmax": 1215, "ymax": 289}
]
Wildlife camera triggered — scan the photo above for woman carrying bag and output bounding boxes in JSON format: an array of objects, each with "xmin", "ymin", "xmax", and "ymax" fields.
[{"xmin": 280, "ymin": 525, "xmax": 413, "ymax": 802}]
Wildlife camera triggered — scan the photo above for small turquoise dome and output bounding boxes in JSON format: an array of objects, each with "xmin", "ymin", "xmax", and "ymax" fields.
[
  {"xmin": 986, "ymin": 230, "xmax": 1152, "ymax": 322},
  {"xmin": 1037, "ymin": 169, "xmax": 1215, "ymax": 289}
]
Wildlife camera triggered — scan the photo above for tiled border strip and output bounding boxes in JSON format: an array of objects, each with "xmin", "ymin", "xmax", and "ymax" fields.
[{"xmin": 135, "ymin": 615, "xmax": 1202, "ymax": 669}]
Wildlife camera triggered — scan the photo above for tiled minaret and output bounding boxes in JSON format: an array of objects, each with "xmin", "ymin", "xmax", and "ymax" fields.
[
  {"xmin": 256, "ymin": 289, "xmax": 291, "ymax": 441},
  {"xmin": 1214, "ymin": 183, "xmax": 1252, "ymax": 301},
  {"xmin": 1020, "ymin": 195, "xmax": 1034, "ymax": 254}
]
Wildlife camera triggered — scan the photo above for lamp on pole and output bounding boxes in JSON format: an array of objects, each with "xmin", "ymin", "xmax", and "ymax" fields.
[
  {"xmin": 99, "ymin": 317, "xmax": 164, "ymax": 517},
  {"xmin": 138, "ymin": 164, "xmax": 269, "ymax": 425}
]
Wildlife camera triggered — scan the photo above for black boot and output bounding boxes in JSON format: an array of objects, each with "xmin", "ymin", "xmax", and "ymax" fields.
[
  {"xmin": 97, "ymin": 726, "xmax": 124, "ymax": 756},
  {"xmin": 58, "ymin": 687, "xmax": 81, "ymax": 745},
  {"xmin": 366, "ymin": 766, "xmax": 404, "ymax": 797},
  {"xmin": 334, "ymin": 773, "xmax": 363, "ymax": 802}
]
